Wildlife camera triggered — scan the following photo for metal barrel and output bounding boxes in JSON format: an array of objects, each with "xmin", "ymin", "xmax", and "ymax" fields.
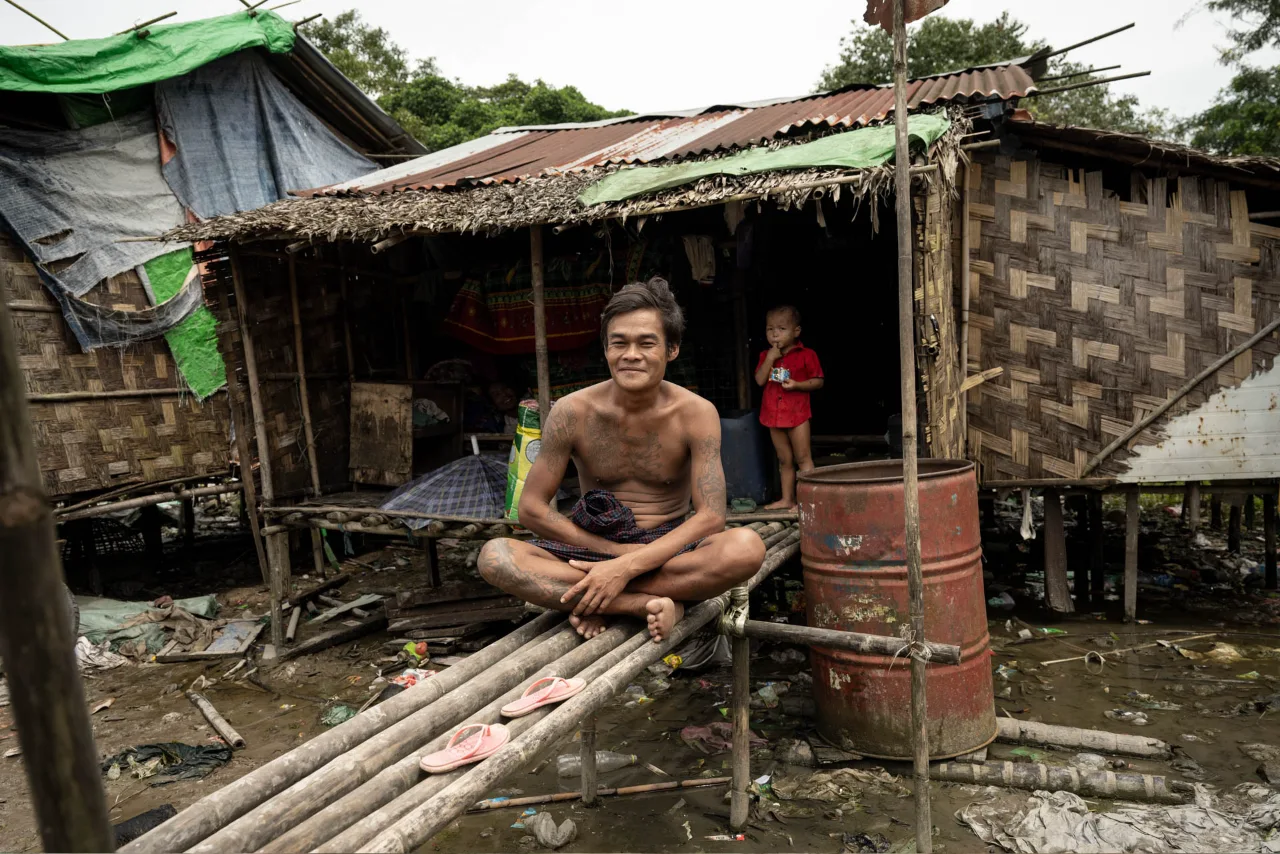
[{"xmin": 797, "ymin": 459, "xmax": 996, "ymax": 760}]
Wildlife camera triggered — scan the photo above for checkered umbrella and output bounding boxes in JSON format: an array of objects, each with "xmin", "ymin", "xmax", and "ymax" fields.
[{"xmin": 381, "ymin": 451, "xmax": 510, "ymax": 529}]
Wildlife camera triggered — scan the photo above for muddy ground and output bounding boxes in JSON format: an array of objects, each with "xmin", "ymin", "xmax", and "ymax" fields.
[{"xmin": 2, "ymin": 496, "xmax": 1280, "ymax": 852}]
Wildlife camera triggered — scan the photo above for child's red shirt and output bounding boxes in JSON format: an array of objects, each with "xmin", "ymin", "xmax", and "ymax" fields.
[{"xmin": 756, "ymin": 342, "xmax": 823, "ymax": 429}]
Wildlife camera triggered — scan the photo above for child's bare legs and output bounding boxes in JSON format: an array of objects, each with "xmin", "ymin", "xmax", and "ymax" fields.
[
  {"xmin": 766, "ymin": 427, "xmax": 797, "ymax": 509},
  {"xmin": 766, "ymin": 422, "xmax": 814, "ymax": 510}
]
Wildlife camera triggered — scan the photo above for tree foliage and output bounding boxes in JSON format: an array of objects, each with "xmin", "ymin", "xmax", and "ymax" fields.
[
  {"xmin": 302, "ymin": 10, "xmax": 628, "ymax": 153},
  {"xmin": 1181, "ymin": 64, "xmax": 1280, "ymax": 155},
  {"xmin": 817, "ymin": 13, "xmax": 1171, "ymax": 137},
  {"xmin": 1204, "ymin": 0, "xmax": 1280, "ymax": 60}
]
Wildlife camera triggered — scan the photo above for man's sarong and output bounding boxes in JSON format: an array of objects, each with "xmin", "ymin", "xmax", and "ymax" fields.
[{"xmin": 529, "ymin": 489, "xmax": 702, "ymax": 563}]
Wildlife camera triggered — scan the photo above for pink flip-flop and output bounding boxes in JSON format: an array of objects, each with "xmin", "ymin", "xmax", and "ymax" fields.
[
  {"xmin": 419, "ymin": 723, "xmax": 510, "ymax": 774},
  {"xmin": 500, "ymin": 676, "xmax": 587, "ymax": 718}
]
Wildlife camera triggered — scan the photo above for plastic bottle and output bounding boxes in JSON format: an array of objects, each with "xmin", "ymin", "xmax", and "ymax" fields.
[{"xmin": 556, "ymin": 751, "xmax": 637, "ymax": 777}]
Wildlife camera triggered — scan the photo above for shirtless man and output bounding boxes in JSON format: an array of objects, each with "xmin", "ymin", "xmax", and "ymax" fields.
[{"xmin": 478, "ymin": 278, "xmax": 766, "ymax": 643}]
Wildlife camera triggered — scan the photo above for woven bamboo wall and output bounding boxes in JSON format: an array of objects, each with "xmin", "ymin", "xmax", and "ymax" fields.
[
  {"xmin": 965, "ymin": 153, "xmax": 1280, "ymax": 482},
  {"xmin": 211, "ymin": 250, "xmax": 351, "ymax": 498},
  {"xmin": 916, "ymin": 179, "xmax": 963, "ymax": 459},
  {"xmin": 3, "ymin": 231, "xmax": 232, "ymax": 497}
]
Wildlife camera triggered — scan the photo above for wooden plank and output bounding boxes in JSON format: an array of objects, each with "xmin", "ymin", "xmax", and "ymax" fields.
[
  {"xmin": 275, "ymin": 615, "xmax": 388, "ymax": 663},
  {"xmin": 203, "ymin": 620, "xmax": 262, "ymax": 655},
  {"xmin": 387, "ymin": 595, "xmax": 523, "ymax": 619},
  {"xmin": 281, "ymin": 573, "xmax": 352, "ymax": 611},
  {"xmin": 393, "ymin": 583, "xmax": 511, "ymax": 610},
  {"xmin": 387, "ymin": 606, "xmax": 529, "ymax": 633},
  {"xmin": 312, "ymin": 593, "xmax": 383, "ymax": 625},
  {"xmin": 349, "ymin": 382, "xmax": 412, "ymax": 487},
  {"xmin": 404, "ymin": 623, "xmax": 494, "ymax": 641}
]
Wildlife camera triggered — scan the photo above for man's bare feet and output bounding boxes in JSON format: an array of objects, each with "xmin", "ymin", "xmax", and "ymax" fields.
[
  {"xmin": 763, "ymin": 499, "xmax": 796, "ymax": 511},
  {"xmin": 645, "ymin": 598, "xmax": 684, "ymax": 643},
  {"xmin": 568, "ymin": 613, "xmax": 608, "ymax": 639}
]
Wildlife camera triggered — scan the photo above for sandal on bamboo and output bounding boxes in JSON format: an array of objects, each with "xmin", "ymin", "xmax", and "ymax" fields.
[
  {"xmin": 419, "ymin": 723, "xmax": 510, "ymax": 774},
  {"xmin": 500, "ymin": 676, "xmax": 586, "ymax": 718}
]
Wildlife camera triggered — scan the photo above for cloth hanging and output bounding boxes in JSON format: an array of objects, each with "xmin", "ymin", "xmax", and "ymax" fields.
[{"xmin": 682, "ymin": 235, "xmax": 716, "ymax": 283}]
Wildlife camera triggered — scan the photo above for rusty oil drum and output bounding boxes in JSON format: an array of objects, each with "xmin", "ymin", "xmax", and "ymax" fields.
[{"xmin": 797, "ymin": 459, "xmax": 996, "ymax": 760}]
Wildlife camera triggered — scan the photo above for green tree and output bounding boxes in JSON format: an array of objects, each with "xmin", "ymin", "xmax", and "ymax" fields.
[
  {"xmin": 1204, "ymin": 0, "xmax": 1280, "ymax": 60},
  {"xmin": 1182, "ymin": 65, "xmax": 1280, "ymax": 154},
  {"xmin": 305, "ymin": 10, "xmax": 629, "ymax": 153},
  {"xmin": 300, "ymin": 11, "xmax": 418, "ymax": 99},
  {"xmin": 817, "ymin": 14, "xmax": 1171, "ymax": 136}
]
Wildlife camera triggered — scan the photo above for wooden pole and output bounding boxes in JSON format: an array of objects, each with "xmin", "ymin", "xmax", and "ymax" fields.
[
  {"xmin": 728, "ymin": 586, "xmax": 750, "ymax": 830},
  {"xmin": 187, "ymin": 691, "xmax": 246, "ymax": 749},
  {"xmin": 229, "ymin": 248, "xmax": 287, "ymax": 650},
  {"xmin": 530, "ymin": 226, "xmax": 551, "ymax": 421},
  {"xmin": 1265, "ymin": 492, "xmax": 1277, "ymax": 590},
  {"xmin": 337, "ymin": 250, "xmax": 356, "ymax": 384},
  {"xmin": 1124, "ymin": 492, "xmax": 1140, "ymax": 622},
  {"xmin": 1187, "ymin": 483, "xmax": 1201, "ymax": 533},
  {"xmin": 188, "ymin": 624, "xmax": 579, "ymax": 853},
  {"xmin": 285, "ymin": 605, "xmax": 301, "ymax": 643},
  {"xmin": 471, "ymin": 777, "xmax": 732, "ymax": 811},
  {"xmin": 0, "ymin": 301, "xmax": 113, "ymax": 851},
  {"xmin": 120, "ymin": 611, "xmax": 562, "ymax": 854},
  {"xmin": 1211, "ymin": 495, "xmax": 1223, "ymax": 530},
  {"xmin": 734, "ymin": 618, "xmax": 961, "ymax": 663},
  {"xmin": 932, "ymin": 761, "xmax": 1182, "ymax": 804},
  {"xmin": 400, "ymin": 289, "xmax": 413, "ymax": 380},
  {"xmin": 1043, "ymin": 489, "xmax": 1073, "ymax": 614},
  {"xmin": 958, "ymin": 162, "xmax": 972, "ymax": 444},
  {"xmin": 1229, "ymin": 503, "xmax": 1242, "ymax": 554},
  {"xmin": 1, "ymin": 0, "xmax": 69, "ymax": 39},
  {"xmin": 995, "ymin": 717, "xmax": 1171, "ymax": 759},
  {"xmin": 580, "ymin": 716, "xmax": 599, "ymax": 807},
  {"xmin": 891, "ymin": 1, "xmax": 931, "ymax": 849},
  {"xmin": 732, "ymin": 273, "xmax": 751, "ymax": 411},
  {"xmin": 182, "ymin": 496, "xmax": 196, "ymax": 551},
  {"xmin": 1089, "ymin": 492, "xmax": 1104, "ymax": 604},
  {"xmin": 288, "ymin": 254, "xmax": 327, "ymax": 578},
  {"xmin": 1246, "ymin": 494, "xmax": 1257, "ymax": 530},
  {"xmin": 210, "ymin": 272, "xmax": 270, "ymax": 586}
]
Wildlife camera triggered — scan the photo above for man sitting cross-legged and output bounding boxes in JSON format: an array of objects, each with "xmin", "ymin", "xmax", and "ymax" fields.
[{"xmin": 478, "ymin": 277, "xmax": 766, "ymax": 643}]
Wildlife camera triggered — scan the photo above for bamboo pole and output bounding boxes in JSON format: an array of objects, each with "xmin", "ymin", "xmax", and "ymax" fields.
[
  {"xmin": 470, "ymin": 777, "xmax": 732, "ymax": 811},
  {"xmin": 216, "ymin": 286, "xmax": 271, "ymax": 586},
  {"xmin": 734, "ymin": 619, "xmax": 961, "ymax": 664},
  {"xmin": 1265, "ymin": 493, "xmax": 1277, "ymax": 590},
  {"xmin": 891, "ymin": 1, "xmax": 931, "ymax": 849},
  {"xmin": 1187, "ymin": 483, "xmax": 1201, "ymax": 532},
  {"xmin": 265, "ymin": 504, "xmax": 505, "ymax": 526},
  {"xmin": 188, "ymin": 623, "xmax": 580, "ymax": 853},
  {"xmin": 0, "ymin": 295, "xmax": 111, "ymax": 851},
  {"xmin": 1082, "ymin": 315, "xmax": 1280, "ymax": 476},
  {"xmin": 728, "ymin": 587, "xmax": 750, "ymax": 830},
  {"xmin": 187, "ymin": 691, "xmax": 246, "ymax": 749},
  {"xmin": 1, "ymin": 0, "xmax": 68, "ymax": 39},
  {"xmin": 285, "ymin": 606, "xmax": 301, "ymax": 643},
  {"xmin": 358, "ymin": 537, "xmax": 800, "ymax": 853},
  {"xmin": 958, "ymin": 162, "xmax": 972, "ymax": 443},
  {"xmin": 933, "ymin": 760, "xmax": 1182, "ymax": 803},
  {"xmin": 530, "ymin": 226, "xmax": 551, "ymax": 421},
  {"xmin": 288, "ymin": 255, "xmax": 327, "ymax": 579},
  {"xmin": 56, "ymin": 483, "xmax": 242, "ymax": 522},
  {"xmin": 120, "ymin": 611, "xmax": 561, "ymax": 853},
  {"xmin": 229, "ymin": 248, "xmax": 287, "ymax": 649},
  {"xmin": 1041, "ymin": 633, "xmax": 1215, "ymax": 666},
  {"xmin": 1125, "ymin": 492, "xmax": 1140, "ymax": 622},
  {"xmin": 994, "ymin": 718, "xmax": 1170, "ymax": 759},
  {"xmin": 580, "ymin": 716, "xmax": 599, "ymax": 807},
  {"xmin": 27, "ymin": 387, "xmax": 189, "ymax": 402},
  {"xmin": 312, "ymin": 626, "xmax": 651, "ymax": 853},
  {"xmin": 337, "ymin": 249, "xmax": 356, "ymax": 384},
  {"xmin": 1043, "ymin": 489, "xmax": 1073, "ymax": 614}
]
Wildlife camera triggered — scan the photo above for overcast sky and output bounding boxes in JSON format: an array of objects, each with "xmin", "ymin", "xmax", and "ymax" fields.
[{"xmin": 6, "ymin": 1, "xmax": 1277, "ymax": 119}]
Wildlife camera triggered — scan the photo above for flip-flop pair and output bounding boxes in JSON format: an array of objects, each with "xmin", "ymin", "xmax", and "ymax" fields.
[{"xmin": 418, "ymin": 676, "xmax": 585, "ymax": 774}]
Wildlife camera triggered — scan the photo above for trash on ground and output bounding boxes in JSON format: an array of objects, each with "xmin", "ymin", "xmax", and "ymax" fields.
[
  {"xmin": 100, "ymin": 742, "xmax": 231, "ymax": 786},
  {"xmin": 556, "ymin": 751, "xmax": 636, "ymax": 777},
  {"xmin": 526, "ymin": 812, "xmax": 576, "ymax": 849},
  {"xmin": 79, "ymin": 595, "xmax": 221, "ymax": 659},
  {"xmin": 75, "ymin": 636, "xmax": 130, "ymax": 670},
  {"xmin": 777, "ymin": 738, "xmax": 816, "ymax": 767},
  {"xmin": 1104, "ymin": 709, "xmax": 1150, "ymax": 726},
  {"xmin": 773, "ymin": 767, "xmax": 910, "ymax": 811},
  {"xmin": 390, "ymin": 668, "xmax": 437, "ymax": 689},
  {"xmin": 112, "ymin": 804, "xmax": 177, "ymax": 847},
  {"xmin": 91, "ymin": 697, "xmax": 116, "ymax": 714},
  {"xmin": 681, "ymin": 722, "xmax": 766, "ymax": 755},
  {"xmin": 321, "ymin": 704, "xmax": 356, "ymax": 727}
]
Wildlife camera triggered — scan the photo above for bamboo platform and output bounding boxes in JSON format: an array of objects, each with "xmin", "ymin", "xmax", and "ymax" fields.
[{"xmin": 122, "ymin": 523, "xmax": 802, "ymax": 854}]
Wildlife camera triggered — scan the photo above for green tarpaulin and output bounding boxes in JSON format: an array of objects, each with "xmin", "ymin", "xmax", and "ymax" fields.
[
  {"xmin": 579, "ymin": 114, "xmax": 951, "ymax": 206},
  {"xmin": 143, "ymin": 249, "xmax": 226, "ymax": 399},
  {"xmin": 0, "ymin": 10, "xmax": 295, "ymax": 94}
]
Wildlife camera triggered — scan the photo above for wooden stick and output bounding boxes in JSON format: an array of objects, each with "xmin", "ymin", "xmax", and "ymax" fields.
[
  {"xmin": 1266, "ymin": 493, "xmax": 1277, "ymax": 590},
  {"xmin": 311, "ymin": 593, "xmax": 381, "ymax": 624},
  {"xmin": 301, "ymin": 626, "xmax": 648, "ymax": 853},
  {"xmin": 121, "ymin": 611, "xmax": 562, "ymax": 854},
  {"xmin": 194, "ymin": 622, "xmax": 579, "ymax": 854},
  {"xmin": 994, "ymin": 718, "xmax": 1170, "ymax": 759},
  {"xmin": 1187, "ymin": 483, "xmax": 1201, "ymax": 533},
  {"xmin": 469, "ymin": 777, "xmax": 733, "ymax": 811},
  {"xmin": 115, "ymin": 10, "xmax": 175, "ymax": 34},
  {"xmin": 337, "ymin": 248, "xmax": 356, "ymax": 384},
  {"xmin": 932, "ymin": 760, "xmax": 1181, "ymax": 803},
  {"xmin": 55, "ymin": 482, "xmax": 242, "ymax": 522},
  {"xmin": 27, "ymin": 387, "xmax": 189, "ymax": 402},
  {"xmin": 1041, "ymin": 633, "xmax": 1215, "ymax": 666},
  {"xmin": 288, "ymin": 254, "xmax": 327, "ymax": 579},
  {"xmin": 530, "ymin": 225, "xmax": 551, "ymax": 420},
  {"xmin": 1043, "ymin": 489, "xmax": 1073, "ymax": 614},
  {"xmin": 1229, "ymin": 504, "xmax": 1243, "ymax": 554},
  {"xmin": 265, "ymin": 504, "xmax": 506, "ymax": 526},
  {"xmin": 580, "ymin": 716, "xmax": 598, "ymax": 807},
  {"xmin": 0, "ymin": 293, "xmax": 111, "ymax": 851},
  {"xmin": 356, "ymin": 539, "xmax": 800, "ymax": 853},
  {"xmin": 272, "ymin": 614, "xmax": 387, "ymax": 664},
  {"xmin": 1082, "ymin": 315, "xmax": 1280, "ymax": 476},
  {"xmin": 229, "ymin": 247, "xmax": 286, "ymax": 649},
  {"xmin": 187, "ymin": 691, "xmax": 246, "ymax": 749},
  {"xmin": 282, "ymin": 573, "xmax": 351, "ymax": 610},
  {"xmin": 728, "ymin": 586, "xmax": 750, "ymax": 830},
  {"xmin": 1125, "ymin": 491, "xmax": 1140, "ymax": 622},
  {"xmin": 891, "ymin": 2, "xmax": 931, "ymax": 849},
  {"xmin": 735, "ymin": 619, "xmax": 962, "ymax": 664},
  {"xmin": 1, "ymin": 0, "xmax": 68, "ymax": 39},
  {"xmin": 285, "ymin": 606, "xmax": 301, "ymax": 643},
  {"xmin": 959, "ymin": 161, "xmax": 973, "ymax": 442}
]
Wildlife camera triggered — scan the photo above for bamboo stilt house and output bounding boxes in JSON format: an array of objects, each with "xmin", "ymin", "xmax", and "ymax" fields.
[{"xmin": 0, "ymin": 10, "xmax": 423, "ymax": 513}]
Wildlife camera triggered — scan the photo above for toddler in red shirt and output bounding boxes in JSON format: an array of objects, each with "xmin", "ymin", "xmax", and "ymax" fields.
[{"xmin": 754, "ymin": 305, "xmax": 824, "ymax": 510}]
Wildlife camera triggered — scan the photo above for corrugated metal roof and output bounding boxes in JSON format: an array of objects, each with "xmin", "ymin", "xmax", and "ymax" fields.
[{"xmin": 307, "ymin": 63, "xmax": 1036, "ymax": 197}]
